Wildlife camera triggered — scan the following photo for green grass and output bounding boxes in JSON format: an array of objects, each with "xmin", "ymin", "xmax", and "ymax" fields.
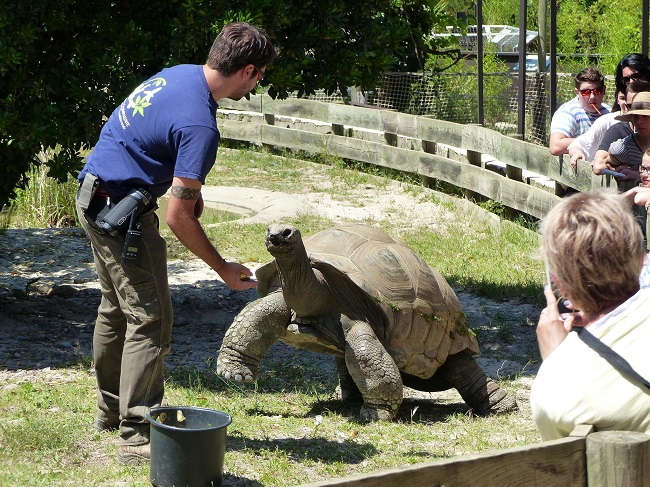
[
  {"xmin": 3, "ymin": 164, "xmax": 79, "ymax": 229},
  {"xmin": 0, "ymin": 366, "xmax": 539, "ymax": 487}
]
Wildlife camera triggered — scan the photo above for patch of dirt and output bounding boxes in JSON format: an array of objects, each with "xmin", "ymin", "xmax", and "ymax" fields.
[{"xmin": 0, "ymin": 183, "xmax": 542, "ymax": 400}]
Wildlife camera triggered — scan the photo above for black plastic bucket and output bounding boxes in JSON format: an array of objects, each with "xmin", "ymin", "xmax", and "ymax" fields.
[{"xmin": 147, "ymin": 406, "xmax": 232, "ymax": 487}]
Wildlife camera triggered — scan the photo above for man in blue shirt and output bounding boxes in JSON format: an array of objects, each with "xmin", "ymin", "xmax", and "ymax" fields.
[{"xmin": 75, "ymin": 22, "xmax": 276, "ymax": 465}]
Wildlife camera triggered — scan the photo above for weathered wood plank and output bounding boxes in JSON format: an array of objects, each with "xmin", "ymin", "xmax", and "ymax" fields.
[
  {"xmin": 586, "ymin": 431, "xmax": 650, "ymax": 487},
  {"xmin": 416, "ymin": 117, "xmax": 464, "ymax": 148},
  {"xmin": 262, "ymin": 97, "xmax": 331, "ymax": 122},
  {"xmin": 219, "ymin": 119, "xmax": 262, "ymax": 144},
  {"xmin": 218, "ymin": 96, "xmax": 263, "ymax": 112},
  {"xmin": 219, "ymin": 119, "xmax": 560, "ymax": 219},
  {"xmin": 328, "ymin": 103, "xmax": 386, "ymax": 132},
  {"xmin": 302, "ymin": 436, "xmax": 586, "ymax": 487},
  {"xmin": 415, "ymin": 152, "xmax": 558, "ymax": 219}
]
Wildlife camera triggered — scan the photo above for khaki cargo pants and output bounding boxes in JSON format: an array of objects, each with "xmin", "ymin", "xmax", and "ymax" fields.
[{"xmin": 75, "ymin": 195, "xmax": 172, "ymax": 446}]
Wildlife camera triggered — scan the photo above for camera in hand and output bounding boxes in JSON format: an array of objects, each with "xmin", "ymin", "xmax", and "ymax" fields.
[{"xmin": 99, "ymin": 188, "xmax": 153, "ymax": 236}]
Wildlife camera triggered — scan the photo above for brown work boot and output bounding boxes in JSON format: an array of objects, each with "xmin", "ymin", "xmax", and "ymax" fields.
[
  {"xmin": 95, "ymin": 417, "xmax": 119, "ymax": 432},
  {"xmin": 117, "ymin": 443, "xmax": 150, "ymax": 465}
]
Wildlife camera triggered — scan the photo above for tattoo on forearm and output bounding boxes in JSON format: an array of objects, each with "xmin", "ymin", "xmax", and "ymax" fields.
[{"xmin": 171, "ymin": 186, "xmax": 201, "ymax": 201}]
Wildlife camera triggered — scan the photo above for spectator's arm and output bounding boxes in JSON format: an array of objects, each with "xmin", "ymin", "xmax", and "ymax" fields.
[
  {"xmin": 549, "ymin": 132, "xmax": 573, "ymax": 156},
  {"xmin": 592, "ymin": 150, "xmax": 614, "ymax": 174},
  {"xmin": 620, "ymin": 187, "xmax": 650, "ymax": 208},
  {"xmin": 635, "ymin": 188, "xmax": 650, "ymax": 209}
]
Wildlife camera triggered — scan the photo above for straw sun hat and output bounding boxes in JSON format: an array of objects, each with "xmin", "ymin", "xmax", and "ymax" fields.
[{"xmin": 616, "ymin": 91, "xmax": 650, "ymax": 121}]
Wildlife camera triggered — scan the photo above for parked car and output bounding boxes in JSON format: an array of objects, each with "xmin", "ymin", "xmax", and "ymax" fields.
[{"xmin": 512, "ymin": 55, "xmax": 551, "ymax": 72}]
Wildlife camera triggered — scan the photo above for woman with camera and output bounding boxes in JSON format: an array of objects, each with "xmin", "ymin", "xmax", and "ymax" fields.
[{"xmin": 531, "ymin": 191, "xmax": 650, "ymax": 440}]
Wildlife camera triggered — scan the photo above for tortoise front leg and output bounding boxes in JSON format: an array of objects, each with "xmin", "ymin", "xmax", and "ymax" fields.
[
  {"xmin": 343, "ymin": 319, "xmax": 403, "ymax": 421},
  {"xmin": 217, "ymin": 291, "xmax": 290, "ymax": 382}
]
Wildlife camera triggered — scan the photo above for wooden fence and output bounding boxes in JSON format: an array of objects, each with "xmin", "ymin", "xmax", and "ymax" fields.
[
  {"xmin": 218, "ymin": 95, "xmax": 613, "ymax": 220},
  {"xmin": 300, "ymin": 425, "xmax": 650, "ymax": 487}
]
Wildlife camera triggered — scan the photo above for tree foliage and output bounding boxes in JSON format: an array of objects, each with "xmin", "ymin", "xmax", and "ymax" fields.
[
  {"xmin": 0, "ymin": 0, "xmax": 462, "ymax": 206},
  {"xmin": 483, "ymin": 0, "xmax": 643, "ymax": 74}
]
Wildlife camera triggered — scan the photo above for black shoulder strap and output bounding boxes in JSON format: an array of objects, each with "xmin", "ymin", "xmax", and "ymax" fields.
[{"xmin": 577, "ymin": 328, "xmax": 650, "ymax": 391}]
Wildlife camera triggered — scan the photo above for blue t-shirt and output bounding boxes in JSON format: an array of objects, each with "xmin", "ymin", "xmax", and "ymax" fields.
[{"xmin": 79, "ymin": 64, "xmax": 220, "ymax": 198}]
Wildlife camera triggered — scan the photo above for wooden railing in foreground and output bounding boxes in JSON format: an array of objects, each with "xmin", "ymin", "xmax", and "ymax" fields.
[
  {"xmin": 300, "ymin": 425, "xmax": 650, "ymax": 487},
  {"xmin": 218, "ymin": 95, "xmax": 613, "ymax": 220}
]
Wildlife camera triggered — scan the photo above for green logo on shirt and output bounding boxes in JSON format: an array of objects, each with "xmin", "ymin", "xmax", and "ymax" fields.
[{"xmin": 127, "ymin": 77, "xmax": 166, "ymax": 117}]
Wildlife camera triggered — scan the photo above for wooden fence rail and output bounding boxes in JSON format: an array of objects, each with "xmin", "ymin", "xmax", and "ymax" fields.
[
  {"xmin": 297, "ymin": 426, "xmax": 650, "ymax": 487},
  {"xmin": 218, "ymin": 95, "xmax": 613, "ymax": 220}
]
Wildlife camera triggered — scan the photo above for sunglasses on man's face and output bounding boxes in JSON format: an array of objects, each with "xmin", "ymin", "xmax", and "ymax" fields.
[
  {"xmin": 253, "ymin": 66, "xmax": 265, "ymax": 81},
  {"xmin": 578, "ymin": 88, "xmax": 603, "ymax": 97}
]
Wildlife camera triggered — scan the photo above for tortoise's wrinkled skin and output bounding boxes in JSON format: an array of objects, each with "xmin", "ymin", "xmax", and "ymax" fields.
[{"xmin": 217, "ymin": 224, "xmax": 517, "ymax": 420}]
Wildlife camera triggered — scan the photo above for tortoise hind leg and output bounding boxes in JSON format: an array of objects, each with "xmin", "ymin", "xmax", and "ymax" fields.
[
  {"xmin": 437, "ymin": 352, "xmax": 518, "ymax": 415},
  {"xmin": 336, "ymin": 357, "xmax": 362, "ymax": 402}
]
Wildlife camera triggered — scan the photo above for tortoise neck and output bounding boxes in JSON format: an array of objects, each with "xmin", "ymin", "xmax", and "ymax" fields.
[{"xmin": 275, "ymin": 245, "xmax": 332, "ymax": 317}]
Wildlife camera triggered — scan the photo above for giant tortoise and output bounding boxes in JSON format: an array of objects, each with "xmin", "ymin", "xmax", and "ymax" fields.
[{"xmin": 217, "ymin": 223, "xmax": 517, "ymax": 420}]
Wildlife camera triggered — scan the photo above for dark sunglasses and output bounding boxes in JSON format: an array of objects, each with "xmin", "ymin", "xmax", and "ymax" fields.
[
  {"xmin": 579, "ymin": 88, "xmax": 603, "ymax": 97},
  {"xmin": 253, "ymin": 66, "xmax": 265, "ymax": 81},
  {"xmin": 622, "ymin": 73, "xmax": 643, "ymax": 84}
]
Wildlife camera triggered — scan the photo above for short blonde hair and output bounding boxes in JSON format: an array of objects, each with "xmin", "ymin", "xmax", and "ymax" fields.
[{"xmin": 540, "ymin": 191, "xmax": 643, "ymax": 313}]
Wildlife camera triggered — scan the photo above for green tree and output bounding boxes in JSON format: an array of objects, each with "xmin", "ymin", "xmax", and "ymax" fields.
[
  {"xmin": 0, "ymin": 0, "xmax": 462, "ymax": 206},
  {"xmin": 482, "ymin": 0, "xmax": 643, "ymax": 74}
]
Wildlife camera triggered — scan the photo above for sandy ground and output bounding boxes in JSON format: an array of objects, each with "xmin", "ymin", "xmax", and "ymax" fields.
[{"xmin": 0, "ymin": 184, "xmax": 542, "ymax": 402}]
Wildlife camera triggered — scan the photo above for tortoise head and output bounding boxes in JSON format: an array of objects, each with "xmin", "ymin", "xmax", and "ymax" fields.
[{"xmin": 265, "ymin": 224, "xmax": 304, "ymax": 258}]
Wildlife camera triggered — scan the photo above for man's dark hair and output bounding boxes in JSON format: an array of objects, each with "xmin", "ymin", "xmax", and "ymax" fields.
[
  {"xmin": 206, "ymin": 22, "xmax": 277, "ymax": 77},
  {"xmin": 574, "ymin": 67, "xmax": 605, "ymax": 89}
]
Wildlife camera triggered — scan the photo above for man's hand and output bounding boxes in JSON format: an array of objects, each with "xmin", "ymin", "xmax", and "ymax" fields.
[
  {"xmin": 569, "ymin": 150, "xmax": 586, "ymax": 171},
  {"xmin": 166, "ymin": 176, "xmax": 258, "ymax": 291},
  {"xmin": 216, "ymin": 261, "xmax": 258, "ymax": 290}
]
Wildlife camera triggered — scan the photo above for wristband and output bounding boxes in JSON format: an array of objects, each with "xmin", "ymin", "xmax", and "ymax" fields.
[{"xmin": 215, "ymin": 259, "xmax": 227, "ymax": 272}]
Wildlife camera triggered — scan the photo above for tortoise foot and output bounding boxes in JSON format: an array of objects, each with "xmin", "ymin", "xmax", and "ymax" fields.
[
  {"xmin": 359, "ymin": 405, "xmax": 397, "ymax": 421},
  {"xmin": 216, "ymin": 355, "xmax": 257, "ymax": 382},
  {"xmin": 472, "ymin": 381, "xmax": 518, "ymax": 416}
]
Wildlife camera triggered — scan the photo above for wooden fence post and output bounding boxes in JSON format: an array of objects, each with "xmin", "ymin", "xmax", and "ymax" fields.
[
  {"xmin": 586, "ymin": 431, "xmax": 650, "ymax": 487},
  {"xmin": 262, "ymin": 113, "xmax": 275, "ymax": 151},
  {"xmin": 465, "ymin": 149, "xmax": 485, "ymax": 202},
  {"xmin": 420, "ymin": 140, "xmax": 437, "ymax": 188}
]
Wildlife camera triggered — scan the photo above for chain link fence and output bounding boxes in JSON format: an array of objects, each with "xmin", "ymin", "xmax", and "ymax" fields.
[{"xmin": 290, "ymin": 72, "xmax": 616, "ymax": 148}]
